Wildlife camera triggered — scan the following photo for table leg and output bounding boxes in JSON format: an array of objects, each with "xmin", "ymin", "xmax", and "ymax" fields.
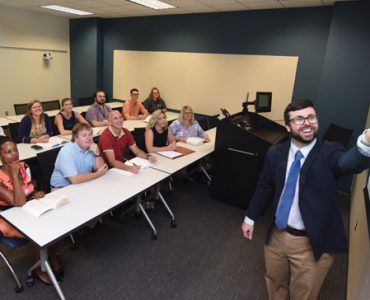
[
  {"xmin": 137, "ymin": 195, "xmax": 158, "ymax": 240},
  {"xmin": 40, "ymin": 248, "xmax": 66, "ymax": 300}
]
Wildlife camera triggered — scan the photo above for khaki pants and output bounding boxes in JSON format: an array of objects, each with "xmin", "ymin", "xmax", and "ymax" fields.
[{"xmin": 264, "ymin": 228, "xmax": 334, "ymax": 300}]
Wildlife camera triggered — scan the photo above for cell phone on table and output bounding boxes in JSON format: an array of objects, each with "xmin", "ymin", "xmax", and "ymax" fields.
[{"xmin": 31, "ymin": 145, "xmax": 43, "ymax": 150}]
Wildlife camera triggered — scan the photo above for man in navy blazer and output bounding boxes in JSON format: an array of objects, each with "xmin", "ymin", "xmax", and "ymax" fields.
[{"xmin": 241, "ymin": 99, "xmax": 370, "ymax": 299}]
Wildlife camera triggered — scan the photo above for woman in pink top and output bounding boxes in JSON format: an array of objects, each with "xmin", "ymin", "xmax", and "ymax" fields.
[{"xmin": 0, "ymin": 137, "xmax": 63, "ymax": 285}]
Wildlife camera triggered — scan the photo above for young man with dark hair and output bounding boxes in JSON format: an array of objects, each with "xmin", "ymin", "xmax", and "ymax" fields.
[
  {"xmin": 122, "ymin": 88, "xmax": 149, "ymax": 120},
  {"xmin": 241, "ymin": 99, "xmax": 370, "ymax": 299}
]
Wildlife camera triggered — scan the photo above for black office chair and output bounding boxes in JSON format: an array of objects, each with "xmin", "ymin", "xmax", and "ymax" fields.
[
  {"xmin": 322, "ymin": 123, "xmax": 353, "ymax": 148},
  {"xmin": 133, "ymin": 127, "xmax": 147, "ymax": 152},
  {"xmin": 36, "ymin": 147, "xmax": 61, "ymax": 193},
  {"xmin": 42, "ymin": 100, "xmax": 60, "ymax": 111},
  {"xmin": 37, "ymin": 148, "xmax": 77, "ymax": 250},
  {"xmin": 78, "ymin": 97, "xmax": 94, "ymax": 106},
  {"xmin": 8, "ymin": 123, "xmax": 20, "ymax": 141},
  {"xmin": 0, "ymin": 236, "xmax": 28, "ymax": 293},
  {"xmin": 13, "ymin": 103, "xmax": 28, "ymax": 115}
]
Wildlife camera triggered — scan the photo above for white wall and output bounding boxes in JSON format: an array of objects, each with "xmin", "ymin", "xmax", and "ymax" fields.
[
  {"xmin": 114, "ymin": 50, "xmax": 298, "ymax": 121},
  {"xmin": 0, "ymin": 6, "xmax": 70, "ymax": 116}
]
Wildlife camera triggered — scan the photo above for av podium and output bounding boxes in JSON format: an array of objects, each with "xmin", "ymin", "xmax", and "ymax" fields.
[{"xmin": 210, "ymin": 111, "xmax": 288, "ymax": 210}]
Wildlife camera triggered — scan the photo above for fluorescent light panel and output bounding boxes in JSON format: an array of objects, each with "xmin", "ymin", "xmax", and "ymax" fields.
[
  {"xmin": 41, "ymin": 5, "xmax": 94, "ymax": 16},
  {"xmin": 129, "ymin": 0, "xmax": 175, "ymax": 10}
]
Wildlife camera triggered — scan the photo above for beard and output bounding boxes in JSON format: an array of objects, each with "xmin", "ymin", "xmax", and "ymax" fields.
[{"xmin": 290, "ymin": 126, "xmax": 317, "ymax": 145}]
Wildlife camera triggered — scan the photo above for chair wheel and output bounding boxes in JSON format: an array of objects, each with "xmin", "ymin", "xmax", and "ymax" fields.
[
  {"xmin": 70, "ymin": 244, "xmax": 77, "ymax": 251},
  {"xmin": 26, "ymin": 274, "xmax": 34, "ymax": 287},
  {"xmin": 151, "ymin": 233, "xmax": 158, "ymax": 240},
  {"xmin": 15, "ymin": 286, "xmax": 23, "ymax": 293},
  {"xmin": 171, "ymin": 220, "xmax": 177, "ymax": 228}
]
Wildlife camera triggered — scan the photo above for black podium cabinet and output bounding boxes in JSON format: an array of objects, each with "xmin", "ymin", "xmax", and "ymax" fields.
[{"xmin": 210, "ymin": 111, "xmax": 288, "ymax": 210}]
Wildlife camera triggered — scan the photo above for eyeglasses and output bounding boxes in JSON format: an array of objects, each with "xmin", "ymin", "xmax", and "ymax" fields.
[
  {"xmin": 289, "ymin": 114, "xmax": 318, "ymax": 125},
  {"xmin": 132, "ymin": 93, "xmax": 139, "ymax": 96},
  {"xmin": 184, "ymin": 111, "xmax": 193, "ymax": 115}
]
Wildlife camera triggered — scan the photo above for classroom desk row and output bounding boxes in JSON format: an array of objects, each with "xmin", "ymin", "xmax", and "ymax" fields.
[
  {"xmin": 3, "ymin": 102, "xmax": 124, "ymax": 124},
  {"xmin": 0, "ymin": 128, "xmax": 216, "ymax": 299}
]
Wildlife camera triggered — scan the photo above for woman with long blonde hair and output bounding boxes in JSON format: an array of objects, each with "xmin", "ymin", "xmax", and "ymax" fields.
[
  {"xmin": 145, "ymin": 110, "xmax": 176, "ymax": 153},
  {"xmin": 169, "ymin": 105, "xmax": 210, "ymax": 143}
]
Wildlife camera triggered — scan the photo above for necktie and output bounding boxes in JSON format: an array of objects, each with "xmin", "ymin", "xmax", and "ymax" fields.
[{"xmin": 275, "ymin": 150, "xmax": 303, "ymax": 230}]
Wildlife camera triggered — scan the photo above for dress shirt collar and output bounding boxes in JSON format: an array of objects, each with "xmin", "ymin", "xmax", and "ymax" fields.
[
  {"xmin": 108, "ymin": 126, "xmax": 125, "ymax": 138},
  {"xmin": 73, "ymin": 141, "xmax": 90, "ymax": 154},
  {"xmin": 290, "ymin": 137, "xmax": 317, "ymax": 159}
]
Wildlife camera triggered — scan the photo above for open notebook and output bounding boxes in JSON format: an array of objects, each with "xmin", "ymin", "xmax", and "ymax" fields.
[{"xmin": 157, "ymin": 146, "xmax": 195, "ymax": 159}]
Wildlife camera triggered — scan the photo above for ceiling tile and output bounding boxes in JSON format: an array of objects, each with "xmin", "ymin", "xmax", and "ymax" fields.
[{"xmin": 0, "ymin": 0, "xmax": 358, "ymax": 18}]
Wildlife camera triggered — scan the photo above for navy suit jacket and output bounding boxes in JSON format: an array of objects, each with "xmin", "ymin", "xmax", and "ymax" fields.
[{"xmin": 245, "ymin": 138, "xmax": 370, "ymax": 259}]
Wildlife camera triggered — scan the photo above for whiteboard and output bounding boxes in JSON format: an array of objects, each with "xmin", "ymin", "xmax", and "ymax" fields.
[{"xmin": 113, "ymin": 50, "xmax": 298, "ymax": 122}]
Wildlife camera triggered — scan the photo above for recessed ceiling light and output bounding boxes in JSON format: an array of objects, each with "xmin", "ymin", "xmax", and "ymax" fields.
[
  {"xmin": 41, "ymin": 5, "xmax": 94, "ymax": 16},
  {"xmin": 128, "ymin": 0, "xmax": 176, "ymax": 10}
]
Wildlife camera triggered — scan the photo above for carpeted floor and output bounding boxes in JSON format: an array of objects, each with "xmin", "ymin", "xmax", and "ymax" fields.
[{"xmin": 0, "ymin": 174, "xmax": 348, "ymax": 299}]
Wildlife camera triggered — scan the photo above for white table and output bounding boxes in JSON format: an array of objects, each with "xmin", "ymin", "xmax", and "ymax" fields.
[
  {"xmin": 0, "ymin": 117, "xmax": 10, "ymax": 127},
  {"xmin": 123, "ymin": 111, "xmax": 179, "ymax": 131},
  {"xmin": 0, "ymin": 168, "xmax": 169, "ymax": 299},
  {"xmin": 5, "ymin": 114, "xmax": 23, "ymax": 123},
  {"xmin": 15, "ymin": 128, "xmax": 105, "ymax": 161},
  {"xmin": 151, "ymin": 128, "xmax": 216, "ymax": 175}
]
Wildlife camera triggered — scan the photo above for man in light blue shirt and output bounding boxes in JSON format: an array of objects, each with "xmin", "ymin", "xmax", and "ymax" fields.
[{"xmin": 51, "ymin": 123, "xmax": 107, "ymax": 188}]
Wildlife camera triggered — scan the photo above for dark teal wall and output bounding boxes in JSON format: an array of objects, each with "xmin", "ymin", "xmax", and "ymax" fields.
[
  {"xmin": 70, "ymin": 18, "xmax": 104, "ymax": 102},
  {"xmin": 102, "ymin": 7, "xmax": 332, "ymax": 105},
  {"xmin": 70, "ymin": 1, "xmax": 370, "ymax": 141},
  {"xmin": 316, "ymin": 1, "xmax": 370, "ymax": 144}
]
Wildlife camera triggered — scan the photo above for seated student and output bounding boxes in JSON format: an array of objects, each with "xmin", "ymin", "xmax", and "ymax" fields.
[
  {"xmin": 145, "ymin": 110, "xmax": 176, "ymax": 153},
  {"xmin": 0, "ymin": 137, "xmax": 62, "ymax": 285},
  {"xmin": 50, "ymin": 123, "xmax": 107, "ymax": 189},
  {"xmin": 55, "ymin": 97, "xmax": 88, "ymax": 135},
  {"xmin": 169, "ymin": 105, "xmax": 210, "ymax": 142},
  {"xmin": 143, "ymin": 87, "xmax": 167, "ymax": 114},
  {"xmin": 123, "ymin": 88, "xmax": 149, "ymax": 120},
  {"xmin": 85, "ymin": 90, "xmax": 112, "ymax": 127},
  {"xmin": 98, "ymin": 111, "xmax": 156, "ymax": 173},
  {"xmin": 17, "ymin": 100, "xmax": 53, "ymax": 143}
]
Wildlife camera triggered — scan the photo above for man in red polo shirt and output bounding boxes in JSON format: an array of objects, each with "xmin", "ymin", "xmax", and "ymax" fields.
[{"xmin": 98, "ymin": 110, "xmax": 156, "ymax": 173}]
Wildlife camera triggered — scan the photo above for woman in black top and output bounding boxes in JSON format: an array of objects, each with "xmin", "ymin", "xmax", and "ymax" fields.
[
  {"xmin": 145, "ymin": 110, "xmax": 176, "ymax": 153},
  {"xmin": 55, "ymin": 98, "xmax": 88, "ymax": 135}
]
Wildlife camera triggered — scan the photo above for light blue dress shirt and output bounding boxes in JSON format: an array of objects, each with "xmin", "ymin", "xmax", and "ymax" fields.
[{"xmin": 50, "ymin": 142, "xmax": 96, "ymax": 188}]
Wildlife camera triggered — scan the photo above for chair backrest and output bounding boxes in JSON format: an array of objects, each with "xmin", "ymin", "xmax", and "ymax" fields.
[
  {"xmin": 42, "ymin": 100, "xmax": 60, "ymax": 111},
  {"xmin": 8, "ymin": 123, "xmax": 20, "ymax": 141},
  {"xmin": 36, "ymin": 147, "xmax": 61, "ymax": 193},
  {"xmin": 78, "ymin": 97, "xmax": 94, "ymax": 106},
  {"xmin": 13, "ymin": 103, "xmax": 28, "ymax": 115},
  {"xmin": 0, "ymin": 236, "xmax": 28, "ymax": 249},
  {"xmin": 322, "ymin": 123, "xmax": 353, "ymax": 148},
  {"xmin": 133, "ymin": 127, "xmax": 147, "ymax": 153}
]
